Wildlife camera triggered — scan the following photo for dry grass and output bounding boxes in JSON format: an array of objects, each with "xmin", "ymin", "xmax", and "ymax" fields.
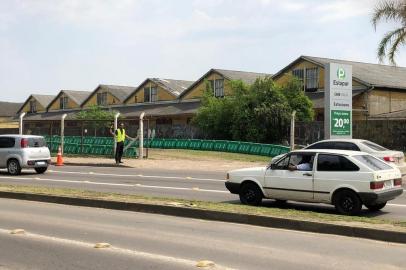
[{"xmin": 0, "ymin": 184, "xmax": 404, "ymax": 231}]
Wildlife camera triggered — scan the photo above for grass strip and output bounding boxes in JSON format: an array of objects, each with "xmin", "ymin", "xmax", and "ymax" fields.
[{"xmin": 0, "ymin": 183, "xmax": 404, "ymax": 230}]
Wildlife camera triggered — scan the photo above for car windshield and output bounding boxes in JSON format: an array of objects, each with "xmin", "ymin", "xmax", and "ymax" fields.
[
  {"xmin": 353, "ymin": 155, "xmax": 393, "ymax": 171},
  {"xmin": 361, "ymin": 141, "xmax": 388, "ymax": 151}
]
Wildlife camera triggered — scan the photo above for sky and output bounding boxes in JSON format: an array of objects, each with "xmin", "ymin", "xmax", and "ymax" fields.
[{"xmin": 1, "ymin": 0, "xmax": 405, "ymax": 103}]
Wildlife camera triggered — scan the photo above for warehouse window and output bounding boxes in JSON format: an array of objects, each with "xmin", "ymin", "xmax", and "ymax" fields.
[
  {"xmin": 306, "ymin": 68, "xmax": 318, "ymax": 92},
  {"xmin": 208, "ymin": 79, "xmax": 224, "ymax": 98},
  {"xmin": 97, "ymin": 92, "xmax": 107, "ymax": 106},
  {"xmin": 60, "ymin": 96, "xmax": 68, "ymax": 109},
  {"xmin": 29, "ymin": 100, "xmax": 37, "ymax": 113},
  {"xmin": 144, "ymin": 88, "xmax": 150, "ymax": 102},
  {"xmin": 292, "ymin": 69, "xmax": 304, "ymax": 81}
]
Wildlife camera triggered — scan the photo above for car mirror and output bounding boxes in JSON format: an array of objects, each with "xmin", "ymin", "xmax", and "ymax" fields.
[{"xmin": 268, "ymin": 163, "xmax": 277, "ymax": 170}]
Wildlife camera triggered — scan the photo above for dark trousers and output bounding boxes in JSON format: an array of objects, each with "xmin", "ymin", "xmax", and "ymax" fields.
[{"xmin": 115, "ymin": 142, "xmax": 124, "ymax": 163}]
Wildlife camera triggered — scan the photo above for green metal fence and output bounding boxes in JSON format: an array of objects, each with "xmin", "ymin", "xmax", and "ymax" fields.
[{"xmin": 43, "ymin": 135, "xmax": 289, "ymax": 158}]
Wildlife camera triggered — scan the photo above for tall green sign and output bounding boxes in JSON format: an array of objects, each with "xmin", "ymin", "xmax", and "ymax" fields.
[{"xmin": 325, "ymin": 63, "xmax": 352, "ymax": 139}]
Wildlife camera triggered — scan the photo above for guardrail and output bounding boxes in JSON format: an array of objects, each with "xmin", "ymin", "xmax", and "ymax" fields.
[{"xmin": 43, "ymin": 135, "xmax": 289, "ymax": 158}]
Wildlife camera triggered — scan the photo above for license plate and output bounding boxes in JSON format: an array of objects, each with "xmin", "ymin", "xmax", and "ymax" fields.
[
  {"xmin": 36, "ymin": 161, "xmax": 46, "ymax": 166},
  {"xmin": 384, "ymin": 180, "xmax": 393, "ymax": 189}
]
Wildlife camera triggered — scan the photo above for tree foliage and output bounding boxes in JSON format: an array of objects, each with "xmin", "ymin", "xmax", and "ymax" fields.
[
  {"xmin": 75, "ymin": 105, "xmax": 118, "ymax": 136},
  {"xmin": 193, "ymin": 77, "xmax": 314, "ymax": 144},
  {"xmin": 372, "ymin": 0, "xmax": 406, "ymax": 65}
]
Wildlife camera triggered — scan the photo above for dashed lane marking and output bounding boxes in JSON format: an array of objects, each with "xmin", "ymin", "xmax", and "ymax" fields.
[
  {"xmin": 48, "ymin": 170, "xmax": 226, "ymax": 182},
  {"xmin": 0, "ymin": 228, "xmax": 234, "ymax": 269},
  {"xmin": 0, "ymin": 176, "xmax": 228, "ymax": 193}
]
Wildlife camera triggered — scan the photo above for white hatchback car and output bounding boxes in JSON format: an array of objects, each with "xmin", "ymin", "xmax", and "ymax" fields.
[
  {"xmin": 225, "ymin": 149, "xmax": 403, "ymax": 215},
  {"xmin": 272, "ymin": 139, "xmax": 406, "ymax": 177},
  {"xmin": 0, "ymin": 135, "xmax": 51, "ymax": 175}
]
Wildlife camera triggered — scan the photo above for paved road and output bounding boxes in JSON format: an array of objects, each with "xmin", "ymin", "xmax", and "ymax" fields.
[
  {"xmin": 0, "ymin": 198, "xmax": 405, "ymax": 270},
  {"xmin": 0, "ymin": 165, "xmax": 405, "ymax": 221}
]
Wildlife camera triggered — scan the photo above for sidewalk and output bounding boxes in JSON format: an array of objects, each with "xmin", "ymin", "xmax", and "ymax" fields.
[{"xmin": 54, "ymin": 151, "xmax": 268, "ymax": 173}]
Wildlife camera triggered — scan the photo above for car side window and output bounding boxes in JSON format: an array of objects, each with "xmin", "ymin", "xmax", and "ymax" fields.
[
  {"xmin": 0, "ymin": 137, "xmax": 15, "ymax": 148},
  {"xmin": 333, "ymin": 142, "xmax": 360, "ymax": 151},
  {"xmin": 317, "ymin": 154, "xmax": 359, "ymax": 171},
  {"xmin": 306, "ymin": 142, "xmax": 334, "ymax": 149},
  {"xmin": 274, "ymin": 155, "xmax": 290, "ymax": 170}
]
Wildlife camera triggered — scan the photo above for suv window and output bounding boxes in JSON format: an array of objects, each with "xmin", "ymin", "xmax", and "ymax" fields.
[
  {"xmin": 317, "ymin": 154, "xmax": 359, "ymax": 171},
  {"xmin": 0, "ymin": 137, "xmax": 15, "ymax": 148},
  {"xmin": 28, "ymin": 137, "xmax": 46, "ymax": 147}
]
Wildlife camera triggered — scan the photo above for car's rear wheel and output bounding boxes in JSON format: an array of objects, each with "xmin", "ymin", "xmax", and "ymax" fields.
[
  {"xmin": 7, "ymin": 159, "xmax": 21, "ymax": 176},
  {"xmin": 239, "ymin": 182, "xmax": 263, "ymax": 206},
  {"xmin": 334, "ymin": 190, "xmax": 362, "ymax": 215},
  {"xmin": 365, "ymin": 202, "xmax": 387, "ymax": 212},
  {"xmin": 35, "ymin": 167, "xmax": 48, "ymax": 174}
]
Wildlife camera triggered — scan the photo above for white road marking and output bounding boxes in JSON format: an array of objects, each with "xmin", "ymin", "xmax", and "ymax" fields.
[
  {"xmin": 387, "ymin": 203, "xmax": 406, "ymax": 208},
  {"xmin": 48, "ymin": 170, "xmax": 226, "ymax": 182},
  {"xmin": 0, "ymin": 228, "xmax": 234, "ymax": 270},
  {"xmin": 0, "ymin": 176, "xmax": 228, "ymax": 193}
]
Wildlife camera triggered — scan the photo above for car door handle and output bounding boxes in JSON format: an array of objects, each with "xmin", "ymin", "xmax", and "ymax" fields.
[{"xmin": 303, "ymin": 173, "xmax": 312, "ymax": 176}]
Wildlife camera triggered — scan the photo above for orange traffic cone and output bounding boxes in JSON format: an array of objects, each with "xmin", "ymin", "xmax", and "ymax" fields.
[{"xmin": 56, "ymin": 146, "xmax": 64, "ymax": 166}]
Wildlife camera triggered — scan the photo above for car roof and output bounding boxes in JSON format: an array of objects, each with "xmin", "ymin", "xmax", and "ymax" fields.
[
  {"xmin": 309, "ymin": 139, "xmax": 366, "ymax": 143},
  {"xmin": 291, "ymin": 149, "xmax": 366, "ymax": 156}
]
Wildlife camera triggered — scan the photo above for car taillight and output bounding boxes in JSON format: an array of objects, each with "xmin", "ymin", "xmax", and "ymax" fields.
[
  {"xmin": 394, "ymin": 178, "xmax": 402, "ymax": 186},
  {"xmin": 20, "ymin": 138, "xmax": 28, "ymax": 148},
  {"xmin": 370, "ymin": 181, "xmax": 384, "ymax": 190},
  {"xmin": 383, "ymin": 156, "xmax": 395, "ymax": 162}
]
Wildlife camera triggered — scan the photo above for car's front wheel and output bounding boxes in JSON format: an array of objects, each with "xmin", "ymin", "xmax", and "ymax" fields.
[
  {"xmin": 35, "ymin": 167, "xmax": 48, "ymax": 174},
  {"xmin": 7, "ymin": 159, "xmax": 21, "ymax": 176},
  {"xmin": 334, "ymin": 189, "xmax": 362, "ymax": 215},
  {"xmin": 239, "ymin": 182, "xmax": 263, "ymax": 206},
  {"xmin": 365, "ymin": 202, "xmax": 387, "ymax": 212}
]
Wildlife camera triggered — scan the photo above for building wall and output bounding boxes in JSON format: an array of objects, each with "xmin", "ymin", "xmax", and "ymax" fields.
[
  {"xmin": 82, "ymin": 89, "xmax": 121, "ymax": 108},
  {"xmin": 126, "ymin": 81, "xmax": 176, "ymax": 104},
  {"xmin": 182, "ymin": 71, "xmax": 232, "ymax": 100},
  {"xmin": 368, "ymin": 89, "xmax": 406, "ymax": 116},
  {"xmin": 0, "ymin": 117, "xmax": 18, "ymax": 128},
  {"xmin": 21, "ymin": 97, "xmax": 46, "ymax": 113},
  {"xmin": 49, "ymin": 93, "xmax": 79, "ymax": 110}
]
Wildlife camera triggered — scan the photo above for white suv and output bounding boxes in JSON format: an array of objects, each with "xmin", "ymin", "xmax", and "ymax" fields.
[
  {"xmin": 225, "ymin": 149, "xmax": 403, "ymax": 215},
  {"xmin": 0, "ymin": 135, "xmax": 51, "ymax": 175}
]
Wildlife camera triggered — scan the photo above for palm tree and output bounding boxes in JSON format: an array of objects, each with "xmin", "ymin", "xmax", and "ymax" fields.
[{"xmin": 372, "ymin": 0, "xmax": 406, "ymax": 65}]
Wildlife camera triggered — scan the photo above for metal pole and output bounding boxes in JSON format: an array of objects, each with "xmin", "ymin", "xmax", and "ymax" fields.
[
  {"xmin": 114, "ymin": 113, "xmax": 120, "ymax": 156},
  {"xmin": 19, "ymin": 112, "xmax": 26, "ymax": 135},
  {"xmin": 61, "ymin": 114, "xmax": 67, "ymax": 155},
  {"xmin": 290, "ymin": 110, "xmax": 296, "ymax": 151},
  {"xmin": 139, "ymin": 112, "xmax": 145, "ymax": 159}
]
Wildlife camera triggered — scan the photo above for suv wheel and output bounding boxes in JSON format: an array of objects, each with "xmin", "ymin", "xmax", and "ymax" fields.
[
  {"xmin": 334, "ymin": 190, "xmax": 362, "ymax": 215},
  {"xmin": 365, "ymin": 202, "xmax": 387, "ymax": 212},
  {"xmin": 7, "ymin": 159, "xmax": 21, "ymax": 176},
  {"xmin": 35, "ymin": 167, "xmax": 48, "ymax": 174},
  {"xmin": 239, "ymin": 183, "xmax": 263, "ymax": 206}
]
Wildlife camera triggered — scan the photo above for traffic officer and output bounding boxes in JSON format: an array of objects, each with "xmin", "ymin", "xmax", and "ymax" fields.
[{"xmin": 111, "ymin": 122, "xmax": 133, "ymax": 165}]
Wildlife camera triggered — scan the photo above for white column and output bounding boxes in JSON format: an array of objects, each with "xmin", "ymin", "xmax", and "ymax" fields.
[
  {"xmin": 114, "ymin": 112, "xmax": 120, "ymax": 154},
  {"xmin": 139, "ymin": 112, "xmax": 145, "ymax": 159},
  {"xmin": 290, "ymin": 110, "xmax": 296, "ymax": 151},
  {"xmin": 19, "ymin": 112, "xmax": 26, "ymax": 135},
  {"xmin": 61, "ymin": 114, "xmax": 67, "ymax": 155}
]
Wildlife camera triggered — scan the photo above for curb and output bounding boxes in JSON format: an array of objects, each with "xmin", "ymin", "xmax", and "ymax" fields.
[
  {"xmin": 51, "ymin": 162, "xmax": 133, "ymax": 168},
  {"xmin": 0, "ymin": 191, "xmax": 405, "ymax": 244}
]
